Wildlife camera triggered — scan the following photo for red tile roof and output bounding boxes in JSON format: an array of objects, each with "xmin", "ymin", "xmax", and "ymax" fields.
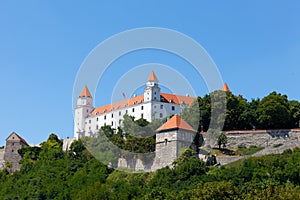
[
  {"xmin": 6, "ymin": 132, "xmax": 29, "ymax": 146},
  {"xmin": 92, "ymin": 94, "xmax": 145, "ymax": 116},
  {"xmin": 80, "ymin": 86, "xmax": 92, "ymax": 97},
  {"xmin": 147, "ymin": 71, "xmax": 158, "ymax": 82},
  {"xmin": 91, "ymin": 93, "xmax": 196, "ymax": 116},
  {"xmin": 157, "ymin": 114, "xmax": 195, "ymax": 132},
  {"xmin": 160, "ymin": 93, "xmax": 195, "ymax": 106},
  {"xmin": 222, "ymin": 83, "xmax": 230, "ymax": 92}
]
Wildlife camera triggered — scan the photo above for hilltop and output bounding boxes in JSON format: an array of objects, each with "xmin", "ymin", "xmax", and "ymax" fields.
[{"xmin": 0, "ymin": 134, "xmax": 300, "ymax": 199}]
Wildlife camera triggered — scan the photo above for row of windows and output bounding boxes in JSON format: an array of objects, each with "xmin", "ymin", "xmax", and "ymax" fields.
[
  {"xmin": 153, "ymin": 104, "xmax": 175, "ymax": 111},
  {"xmin": 89, "ymin": 112, "xmax": 148, "ymax": 130},
  {"xmin": 88, "ymin": 112, "xmax": 163, "ymax": 130},
  {"xmin": 89, "ymin": 106, "xmax": 145, "ymax": 123}
]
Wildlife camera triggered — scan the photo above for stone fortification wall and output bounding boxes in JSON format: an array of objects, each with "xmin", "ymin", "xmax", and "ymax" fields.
[
  {"xmin": 225, "ymin": 129, "xmax": 300, "ymax": 149},
  {"xmin": 216, "ymin": 129, "xmax": 300, "ymax": 165},
  {"xmin": 0, "ymin": 149, "xmax": 5, "ymax": 170},
  {"xmin": 62, "ymin": 138, "xmax": 76, "ymax": 151}
]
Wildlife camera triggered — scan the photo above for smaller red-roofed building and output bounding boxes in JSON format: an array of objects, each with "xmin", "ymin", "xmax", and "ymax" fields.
[
  {"xmin": 4, "ymin": 132, "xmax": 29, "ymax": 172},
  {"xmin": 152, "ymin": 115, "xmax": 197, "ymax": 170}
]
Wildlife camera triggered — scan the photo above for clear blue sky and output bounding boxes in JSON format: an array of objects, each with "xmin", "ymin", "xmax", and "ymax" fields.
[{"xmin": 0, "ymin": 1, "xmax": 299, "ymax": 146}]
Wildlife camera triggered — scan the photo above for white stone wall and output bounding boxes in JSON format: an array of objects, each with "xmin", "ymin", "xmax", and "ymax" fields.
[
  {"xmin": 152, "ymin": 102, "xmax": 185, "ymax": 120},
  {"xmin": 62, "ymin": 138, "xmax": 76, "ymax": 151},
  {"xmin": 82, "ymin": 102, "xmax": 153, "ymax": 136},
  {"xmin": 80, "ymin": 100, "xmax": 187, "ymax": 137}
]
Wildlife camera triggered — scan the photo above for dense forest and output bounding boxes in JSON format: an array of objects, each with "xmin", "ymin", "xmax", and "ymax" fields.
[{"xmin": 0, "ymin": 134, "xmax": 300, "ymax": 199}]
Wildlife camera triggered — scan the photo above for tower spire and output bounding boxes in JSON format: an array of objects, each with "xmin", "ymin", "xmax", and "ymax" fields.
[
  {"xmin": 79, "ymin": 86, "xmax": 92, "ymax": 98},
  {"xmin": 222, "ymin": 83, "xmax": 230, "ymax": 92},
  {"xmin": 147, "ymin": 71, "xmax": 159, "ymax": 82}
]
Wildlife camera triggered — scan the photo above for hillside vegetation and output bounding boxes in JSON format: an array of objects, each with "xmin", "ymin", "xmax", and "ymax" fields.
[{"xmin": 0, "ymin": 134, "xmax": 300, "ymax": 199}]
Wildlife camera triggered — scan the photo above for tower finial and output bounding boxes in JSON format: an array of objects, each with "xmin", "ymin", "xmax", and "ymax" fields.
[
  {"xmin": 147, "ymin": 71, "xmax": 158, "ymax": 82},
  {"xmin": 79, "ymin": 86, "xmax": 92, "ymax": 97},
  {"xmin": 222, "ymin": 83, "xmax": 230, "ymax": 92}
]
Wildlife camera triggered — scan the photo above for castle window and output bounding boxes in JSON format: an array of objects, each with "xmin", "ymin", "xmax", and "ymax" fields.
[
  {"xmin": 172, "ymin": 106, "xmax": 175, "ymax": 111},
  {"xmin": 104, "ymin": 123, "xmax": 106, "ymax": 126},
  {"xmin": 111, "ymin": 113, "xmax": 114, "ymax": 118},
  {"xmin": 12, "ymin": 143, "xmax": 14, "ymax": 146},
  {"xmin": 165, "ymin": 139, "xmax": 168, "ymax": 145},
  {"xmin": 89, "ymin": 120, "xmax": 91, "ymax": 124},
  {"xmin": 160, "ymin": 105, "xmax": 163, "ymax": 109},
  {"xmin": 141, "ymin": 106, "xmax": 144, "ymax": 110},
  {"xmin": 119, "ymin": 111, "xmax": 121, "ymax": 116},
  {"xmin": 97, "ymin": 118, "xmax": 98, "ymax": 121},
  {"xmin": 87, "ymin": 109, "xmax": 89, "ymax": 113},
  {"xmin": 160, "ymin": 113, "xmax": 163, "ymax": 118},
  {"xmin": 132, "ymin": 108, "xmax": 135, "ymax": 112},
  {"xmin": 96, "ymin": 125, "xmax": 99, "ymax": 130},
  {"xmin": 154, "ymin": 97, "xmax": 156, "ymax": 100},
  {"xmin": 126, "ymin": 110, "xmax": 128, "ymax": 114},
  {"xmin": 12, "ymin": 149, "xmax": 14, "ymax": 152},
  {"xmin": 104, "ymin": 115, "xmax": 106, "ymax": 120},
  {"xmin": 119, "ymin": 119, "xmax": 122, "ymax": 125},
  {"xmin": 155, "ymin": 92, "xmax": 156, "ymax": 95},
  {"xmin": 111, "ymin": 121, "xmax": 114, "ymax": 126},
  {"xmin": 141, "ymin": 114, "xmax": 144, "ymax": 118}
]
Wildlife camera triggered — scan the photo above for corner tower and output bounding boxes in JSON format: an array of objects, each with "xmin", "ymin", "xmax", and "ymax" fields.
[
  {"xmin": 152, "ymin": 115, "xmax": 196, "ymax": 170},
  {"xmin": 74, "ymin": 86, "xmax": 94, "ymax": 139},
  {"xmin": 144, "ymin": 71, "xmax": 161, "ymax": 102}
]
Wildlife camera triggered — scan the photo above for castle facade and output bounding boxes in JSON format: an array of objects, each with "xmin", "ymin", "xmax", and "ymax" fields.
[{"xmin": 74, "ymin": 71, "xmax": 195, "ymax": 139}]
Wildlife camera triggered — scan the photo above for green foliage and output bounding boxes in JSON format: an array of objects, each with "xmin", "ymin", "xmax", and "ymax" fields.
[
  {"xmin": 217, "ymin": 133, "xmax": 227, "ymax": 149},
  {"xmin": 273, "ymin": 143, "xmax": 283, "ymax": 148},
  {"xmin": 182, "ymin": 90, "xmax": 300, "ymax": 132},
  {"xmin": 235, "ymin": 145, "xmax": 264, "ymax": 156},
  {"xmin": 1, "ymin": 133, "xmax": 300, "ymax": 199},
  {"xmin": 258, "ymin": 92, "xmax": 291, "ymax": 129}
]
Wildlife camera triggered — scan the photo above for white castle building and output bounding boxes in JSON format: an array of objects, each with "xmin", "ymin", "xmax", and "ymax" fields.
[{"xmin": 74, "ymin": 71, "xmax": 195, "ymax": 139}]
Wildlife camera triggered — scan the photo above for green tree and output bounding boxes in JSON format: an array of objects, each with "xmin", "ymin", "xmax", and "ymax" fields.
[
  {"xmin": 288, "ymin": 100, "xmax": 300, "ymax": 128},
  {"xmin": 257, "ymin": 92, "xmax": 291, "ymax": 129},
  {"xmin": 217, "ymin": 133, "xmax": 227, "ymax": 149}
]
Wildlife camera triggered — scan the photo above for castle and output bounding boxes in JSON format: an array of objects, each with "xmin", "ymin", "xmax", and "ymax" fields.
[{"xmin": 74, "ymin": 71, "xmax": 195, "ymax": 139}]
